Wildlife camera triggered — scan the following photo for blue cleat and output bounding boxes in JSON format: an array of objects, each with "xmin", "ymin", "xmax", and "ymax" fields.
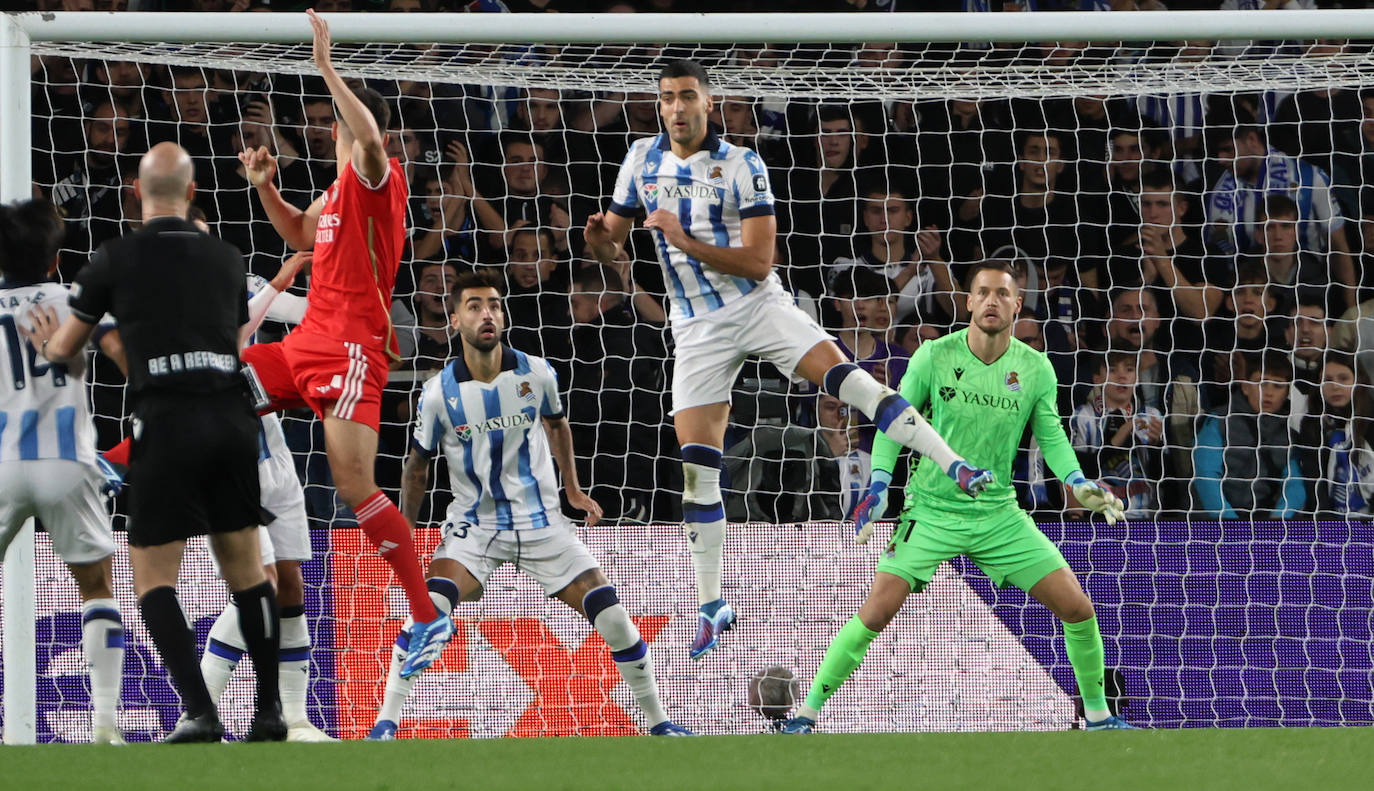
[
  {"xmin": 366, "ymin": 720, "xmax": 397, "ymax": 740},
  {"xmin": 95, "ymin": 456, "xmax": 127, "ymax": 497},
  {"xmin": 687, "ymin": 599, "xmax": 736, "ymax": 660},
  {"xmin": 649, "ymin": 721, "xmax": 694, "ymax": 736},
  {"xmin": 400, "ymin": 612, "xmax": 454, "ymax": 679},
  {"xmin": 1084, "ymin": 714, "xmax": 1137, "ymax": 731},
  {"xmin": 779, "ymin": 716, "xmax": 815, "ymax": 734}
]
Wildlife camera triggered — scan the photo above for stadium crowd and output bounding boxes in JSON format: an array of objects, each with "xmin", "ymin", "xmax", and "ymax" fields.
[{"xmin": 18, "ymin": 0, "xmax": 1374, "ymax": 524}]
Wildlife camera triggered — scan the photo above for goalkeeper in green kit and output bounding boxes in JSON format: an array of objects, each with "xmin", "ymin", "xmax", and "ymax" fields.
[{"xmin": 783, "ymin": 260, "xmax": 1136, "ymax": 733}]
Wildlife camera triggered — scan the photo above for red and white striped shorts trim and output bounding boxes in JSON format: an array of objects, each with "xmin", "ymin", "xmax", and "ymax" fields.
[{"xmin": 333, "ymin": 342, "xmax": 369, "ymax": 421}]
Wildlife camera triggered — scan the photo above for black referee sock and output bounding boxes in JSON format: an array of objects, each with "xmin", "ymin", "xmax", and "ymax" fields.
[
  {"xmin": 139, "ymin": 586, "xmax": 214, "ymax": 719},
  {"xmin": 232, "ymin": 581, "xmax": 282, "ymax": 710}
]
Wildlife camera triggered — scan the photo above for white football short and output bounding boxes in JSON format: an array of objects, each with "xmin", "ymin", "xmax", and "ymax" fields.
[
  {"xmin": 258, "ymin": 448, "xmax": 310, "ymax": 563},
  {"xmin": 0, "ymin": 459, "xmax": 115, "ymax": 566},
  {"xmin": 432, "ymin": 519, "xmax": 599, "ymax": 596},
  {"xmin": 669, "ymin": 280, "xmax": 832, "ymax": 414}
]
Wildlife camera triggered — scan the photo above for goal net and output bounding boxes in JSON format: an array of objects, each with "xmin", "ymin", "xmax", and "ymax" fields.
[{"xmin": 3, "ymin": 10, "xmax": 1373, "ymax": 741}]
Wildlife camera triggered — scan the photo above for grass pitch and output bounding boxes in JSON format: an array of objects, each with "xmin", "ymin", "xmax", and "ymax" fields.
[{"xmin": 6, "ymin": 728, "xmax": 1366, "ymax": 791}]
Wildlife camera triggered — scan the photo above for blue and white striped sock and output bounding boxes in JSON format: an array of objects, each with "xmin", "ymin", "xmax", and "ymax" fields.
[{"xmin": 681, "ymin": 444, "xmax": 726, "ymax": 606}]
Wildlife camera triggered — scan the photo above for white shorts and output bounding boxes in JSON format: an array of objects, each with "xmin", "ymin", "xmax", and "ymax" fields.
[
  {"xmin": 0, "ymin": 459, "xmax": 115, "ymax": 566},
  {"xmin": 259, "ymin": 449, "xmax": 310, "ymax": 563},
  {"xmin": 432, "ymin": 520, "xmax": 599, "ymax": 596},
  {"xmin": 669, "ymin": 280, "xmax": 832, "ymax": 414}
]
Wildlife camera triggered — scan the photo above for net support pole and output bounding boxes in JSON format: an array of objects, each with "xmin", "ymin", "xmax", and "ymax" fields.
[{"xmin": 1, "ymin": 12, "xmax": 38, "ymax": 747}]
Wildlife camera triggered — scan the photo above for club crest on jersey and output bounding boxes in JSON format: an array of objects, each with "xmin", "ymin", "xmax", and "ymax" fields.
[
  {"xmin": 517, "ymin": 381, "xmax": 535, "ymax": 402},
  {"xmin": 709, "ymin": 166, "xmax": 725, "ymax": 184},
  {"xmin": 1005, "ymin": 371, "xmax": 1021, "ymax": 392}
]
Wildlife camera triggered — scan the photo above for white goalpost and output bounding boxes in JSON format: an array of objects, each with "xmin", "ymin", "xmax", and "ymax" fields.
[{"xmin": 6, "ymin": 9, "xmax": 1374, "ymax": 744}]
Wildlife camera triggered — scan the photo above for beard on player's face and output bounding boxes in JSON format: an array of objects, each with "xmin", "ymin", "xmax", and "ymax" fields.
[{"xmin": 460, "ymin": 323, "xmax": 502, "ymax": 353}]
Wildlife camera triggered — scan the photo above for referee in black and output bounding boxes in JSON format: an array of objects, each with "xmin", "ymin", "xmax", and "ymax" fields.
[{"xmin": 33, "ymin": 142, "xmax": 286, "ymax": 743}]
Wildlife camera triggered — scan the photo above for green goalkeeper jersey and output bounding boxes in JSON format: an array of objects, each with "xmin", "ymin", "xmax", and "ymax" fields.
[{"xmin": 871, "ymin": 329, "xmax": 1082, "ymax": 517}]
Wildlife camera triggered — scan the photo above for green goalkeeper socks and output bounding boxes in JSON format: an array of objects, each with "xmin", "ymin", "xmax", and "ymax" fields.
[
  {"xmin": 802, "ymin": 615, "xmax": 881, "ymax": 715},
  {"xmin": 1063, "ymin": 615, "xmax": 1109, "ymax": 714}
]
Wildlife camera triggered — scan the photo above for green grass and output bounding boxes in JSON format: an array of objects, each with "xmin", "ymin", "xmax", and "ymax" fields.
[{"xmin": 6, "ymin": 729, "xmax": 1368, "ymax": 791}]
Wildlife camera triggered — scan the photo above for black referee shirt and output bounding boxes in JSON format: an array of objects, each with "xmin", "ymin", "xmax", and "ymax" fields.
[{"xmin": 69, "ymin": 215, "xmax": 249, "ymax": 400}]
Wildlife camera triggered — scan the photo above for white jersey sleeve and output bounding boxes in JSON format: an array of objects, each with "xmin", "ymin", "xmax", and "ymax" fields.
[
  {"xmin": 732, "ymin": 147, "xmax": 776, "ymax": 219},
  {"xmin": 539, "ymin": 358, "xmax": 564, "ymax": 418},
  {"xmin": 608, "ymin": 140, "xmax": 648, "ymax": 217},
  {"xmin": 412, "ymin": 373, "xmax": 447, "ymax": 457}
]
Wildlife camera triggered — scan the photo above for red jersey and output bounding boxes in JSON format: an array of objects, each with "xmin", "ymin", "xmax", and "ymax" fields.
[{"xmin": 298, "ymin": 157, "xmax": 407, "ymax": 356}]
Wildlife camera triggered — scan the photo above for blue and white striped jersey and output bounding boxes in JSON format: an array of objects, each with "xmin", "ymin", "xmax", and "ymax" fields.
[
  {"xmin": 0, "ymin": 282, "xmax": 96, "ymax": 466},
  {"xmin": 1204, "ymin": 147, "xmax": 1345, "ymax": 256},
  {"xmin": 413, "ymin": 347, "xmax": 569, "ymax": 531},
  {"xmin": 609, "ymin": 132, "xmax": 780, "ymax": 323}
]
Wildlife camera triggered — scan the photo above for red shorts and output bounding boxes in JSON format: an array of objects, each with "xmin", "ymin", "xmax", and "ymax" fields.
[{"xmin": 242, "ymin": 332, "xmax": 390, "ymax": 431}]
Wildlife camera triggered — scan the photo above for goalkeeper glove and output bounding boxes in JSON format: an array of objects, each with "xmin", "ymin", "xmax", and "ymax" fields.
[
  {"xmin": 852, "ymin": 469, "xmax": 892, "ymax": 545},
  {"xmin": 947, "ymin": 460, "xmax": 994, "ymax": 497},
  {"xmin": 1068, "ymin": 472, "xmax": 1126, "ymax": 525}
]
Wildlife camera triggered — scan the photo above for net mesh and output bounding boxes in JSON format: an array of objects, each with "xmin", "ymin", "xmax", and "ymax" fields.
[{"xmin": 7, "ymin": 31, "xmax": 1374, "ymax": 738}]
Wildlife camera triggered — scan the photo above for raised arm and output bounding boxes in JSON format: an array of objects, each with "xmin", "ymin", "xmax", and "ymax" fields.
[
  {"xmin": 240, "ymin": 147, "xmax": 324, "ymax": 251},
  {"xmin": 399, "ymin": 448, "xmax": 431, "ymax": 529},
  {"xmin": 586, "ymin": 210, "xmax": 635, "ymax": 266},
  {"xmin": 308, "ymin": 9, "xmax": 387, "ymax": 186}
]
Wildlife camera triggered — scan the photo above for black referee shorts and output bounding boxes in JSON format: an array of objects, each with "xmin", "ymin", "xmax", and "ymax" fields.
[{"xmin": 126, "ymin": 390, "xmax": 274, "ymax": 548}]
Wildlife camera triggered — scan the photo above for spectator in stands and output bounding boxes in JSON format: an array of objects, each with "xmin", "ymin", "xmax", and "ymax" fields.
[
  {"xmin": 1194, "ymin": 354, "xmax": 1307, "ymax": 520},
  {"xmin": 1070, "ymin": 351, "xmax": 1164, "ymax": 519},
  {"xmin": 1204, "ymin": 123, "xmax": 1355, "ymax": 310},
  {"xmin": 1083, "ymin": 126, "xmax": 1153, "ymax": 252},
  {"xmin": 828, "ymin": 185, "xmax": 960, "ymax": 322},
  {"xmin": 1295, "ymin": 350, "xmax": 1374, "ymax": 518},
  {"xmin": 815, "ymin": 393, "xmax": 871, "ymax": 520},
  {"xmin": 780, "ymin": 105, "xmax": 863, "ymax": 275},
  {"xmin": 1203, "ymin": 262, "xmax": 1287, "ymax": 408},
  {"xmin": 148, "ymin": 67, "xmax": 223, "ymax": 200},
  {"xmin": 1271, "ymin": 40, "xmax": 1362, "ymax": 190},
  {"xmin": 298, "ymin": 92, "xmax": 337, "ymax": 191},
  {"xmin": 470, "ymin": 133, "xmax": 570, "ymax": 259},
  {"xmin": 502, "ymin": 224, "xmax": 572, "ymax": 377},
  {"xmin": 958, "ymin": 128, "xmax": 1104, "ymax": 296},
  {"xmin": 894, "ymin": 317, "xmax": 945, "ymax": 355},
  {"xmin": 919, "ymin": 97, "xmax": 1015, "ymax": 212},
  {"xmin": 223, "ymin": 96, "xmax": 315, "ymax": 277},
  {"xmin": 393, "ymin": 261, "xmax": 459, "ymax": 373},
  {"xmin": 410, "ymin": 139, "xmax": 477, "ymax": 264},
  {"xmin": 91, "ymin": 59, "xmax": 150, "ymax": 126},
  {"xmin": 50, "ymin": 100, "xmax": 131, "ymax": 279},
  {"xmin": 1286, "ymin": 295, "xmax": 1329, "ymax": 412},
  {"xmin": 1250, "ymin": 194, "xmax": 1333, "ymax": 315},
  {"xmin": 829, "ymin": 268, "xmax": 909, "ymax": 391},
  {"xmin": 566, "ymin": 264, "xmax": 669, "ymax": 522}
]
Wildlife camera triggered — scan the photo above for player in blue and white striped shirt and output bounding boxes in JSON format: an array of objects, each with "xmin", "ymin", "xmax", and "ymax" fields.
[
  {"xmin": 585, "ymin": 59, "xmax": 992, "ymax": 661},
  {"xmin": 0, "ymin": 199, "xmax": 126, "ymax": 744},
  {"xmin": 367, "ymin": 270, "xmax": 691, "ymax": 738}
]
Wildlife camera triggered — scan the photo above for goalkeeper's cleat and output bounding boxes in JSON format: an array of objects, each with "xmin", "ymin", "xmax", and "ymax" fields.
[
  {"xmin": 648, "ymin": 721, "xmax": 695, "ymax": 736},
  {"xmin": 366, "ymin": 720, "xmax": 398, "ymax": 741},
  {"xmin": 244, "ymin": 701, "xmax": 288, "ymax": 742},
  {"xmin": 947, "ymin": 461, "xmax": 994, "ymax": 498},
  {"xmin": 91, "ymin": 726, "xmax": 126, "ymax": 745},
  {"xmin": 286, "ymin": 720, "xmax": 338, "ymax": 742},
  {"xmin": 1084, "ymin": 714, "xmax": 1138, "ymax": 731},
  {"xmin": 779, "ymin": 716, "xmax": 815, "ymax": 734},
  {"xmin": 163, "ymin": 711, "xmax": 224, "ymax": 744},
  {"xmin": 95, "ymin": 456, "xmax": 127, "ymax": 497},
  {"xmin": 400, "ymin": 611, "xmax": 454, "ymax": 679},
  {"xmin": 688, "ymin": 599, "xmax": 736, "ymax": 660}
]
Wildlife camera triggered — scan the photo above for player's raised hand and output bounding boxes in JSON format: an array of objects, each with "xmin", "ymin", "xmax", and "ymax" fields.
[
  {"xmin": 1068, "ymin": 473, "xmax": 1125, "ymax": 525},
  {"xmin": 307, "ymin": 10, "xmax": 334, "ymax": 73},
  {"xmin": 567, "ymin": 489, "xmax": 603, "ymax": 527},
  {"xmin": 644, "ymin": 208, "xmax": 688, "ymax": 248},
  {"xmin": 270, "ymin": 250, "xmax": 312, "ymax": 292},
  {"xmin": 584, "ymin": 211, "xmax": 611, "ymax": 246},
  {"xmin": 238, "ymin": 146, "xmax": 277, "ymax": 187},
  {"xmin": 851, "ymin": 469, "xmax": 892, "ymax": 545}
]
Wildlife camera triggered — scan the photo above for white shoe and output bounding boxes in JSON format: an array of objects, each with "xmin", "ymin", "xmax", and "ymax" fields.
[
  {"xmin": 286, "ymin": 720, "xmax": 338, "ymax": 742},
  {"xmin": 91, "ymin": 726, "xmax": 126, "ymax": 745}
]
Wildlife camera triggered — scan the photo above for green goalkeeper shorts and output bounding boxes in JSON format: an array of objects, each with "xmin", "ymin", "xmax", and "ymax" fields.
[{"xmin": 875, "ymin": 506, "xmax": 1068, "ymax": 594}]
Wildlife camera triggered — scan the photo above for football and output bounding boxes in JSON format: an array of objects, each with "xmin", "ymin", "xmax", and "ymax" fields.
[{"xmin": 747, "ymin": 665, "xmax": 800, "ymax": 721}]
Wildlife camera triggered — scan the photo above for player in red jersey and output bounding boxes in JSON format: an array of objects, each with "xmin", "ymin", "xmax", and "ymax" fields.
[{"xmin": 235, "ymin": 10, "xmax": 452, "ymax": 672}]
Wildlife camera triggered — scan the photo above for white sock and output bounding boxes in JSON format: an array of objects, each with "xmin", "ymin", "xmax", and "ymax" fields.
[
  {"xmin": 201, "ymin": 603, "xmax": 245, "ymax": 708},
  {"xmin": 831, "ymin": 365, "xmax": 959, "ymax": 471},
  {"xmin": 585, "ymin": 587, "xmax": 668, "ymax": 728},
  {"xmin": 279, "ymin": 609, "xmax": 311, "ymax": 725},
  {"xmin": 376, "ymin": 590, "xmax": 452, "ymax": 726},
  {"xmin": 81, "ymin": 599, "xmax": 124, "ymax": 731},
  {"xmin": 1085, "ymin": 707, "xmax": 1112, "ymax": 722},
  {"xmin": 682, "ymin": 445, "xmax": 726, "ymax": 606}
]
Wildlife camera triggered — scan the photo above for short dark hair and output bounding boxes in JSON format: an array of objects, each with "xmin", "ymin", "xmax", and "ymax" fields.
[
  {"xmin": 831, "ymin": 267, "xmax": 893, "ymax": 300},
  {"xmin": 337, "ymin": 82, "xmax": 391, "ymax": 138},
  {"xmin": 0, "ymin": 199, "xmax": 64, "ymax": 282},
  {"xmin": 964, "ymin": 259, "xmax": 1021, "ymax": 292},
  {"xmin": 1324, "ymin": 348, "xmax": 1357, "ymax": 376},
  {"xmin": 501, "ymin": 132, "xmax": 543, "ymax": 157},
  {"xmin": 1244, "ymin": 352, "xmax": 1293, "ymax": 382},
  {"xmin": 658, "ymin": 59, "xmax": 710, "ymax": 88},
  {"xmin": 817, "ymin": 105, "xmax": 855, "ymax": 128},
  {"xmin": 450, "ymin": 269, "xmax": 504, "ymax": 309},
  {"xmin": 1234, "ymin": 258, "xmax": 1270, "ymax": 287},
  {"xmin": 1261, "ymin": 193, "xmax": 1299, "ymax": 221},
  {"xmin": 509, "ymin": 224, "xmax": 555, "ymax": 256},
  {"xmin": 1139, "ymin": 168, "xmax": 1177, "ymax": 194}
]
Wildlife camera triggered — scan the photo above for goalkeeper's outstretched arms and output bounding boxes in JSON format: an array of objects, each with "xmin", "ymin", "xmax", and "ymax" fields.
[{"xmin": 1028, "ymin": 355, "xmax": 1126, "ymax": 524}]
